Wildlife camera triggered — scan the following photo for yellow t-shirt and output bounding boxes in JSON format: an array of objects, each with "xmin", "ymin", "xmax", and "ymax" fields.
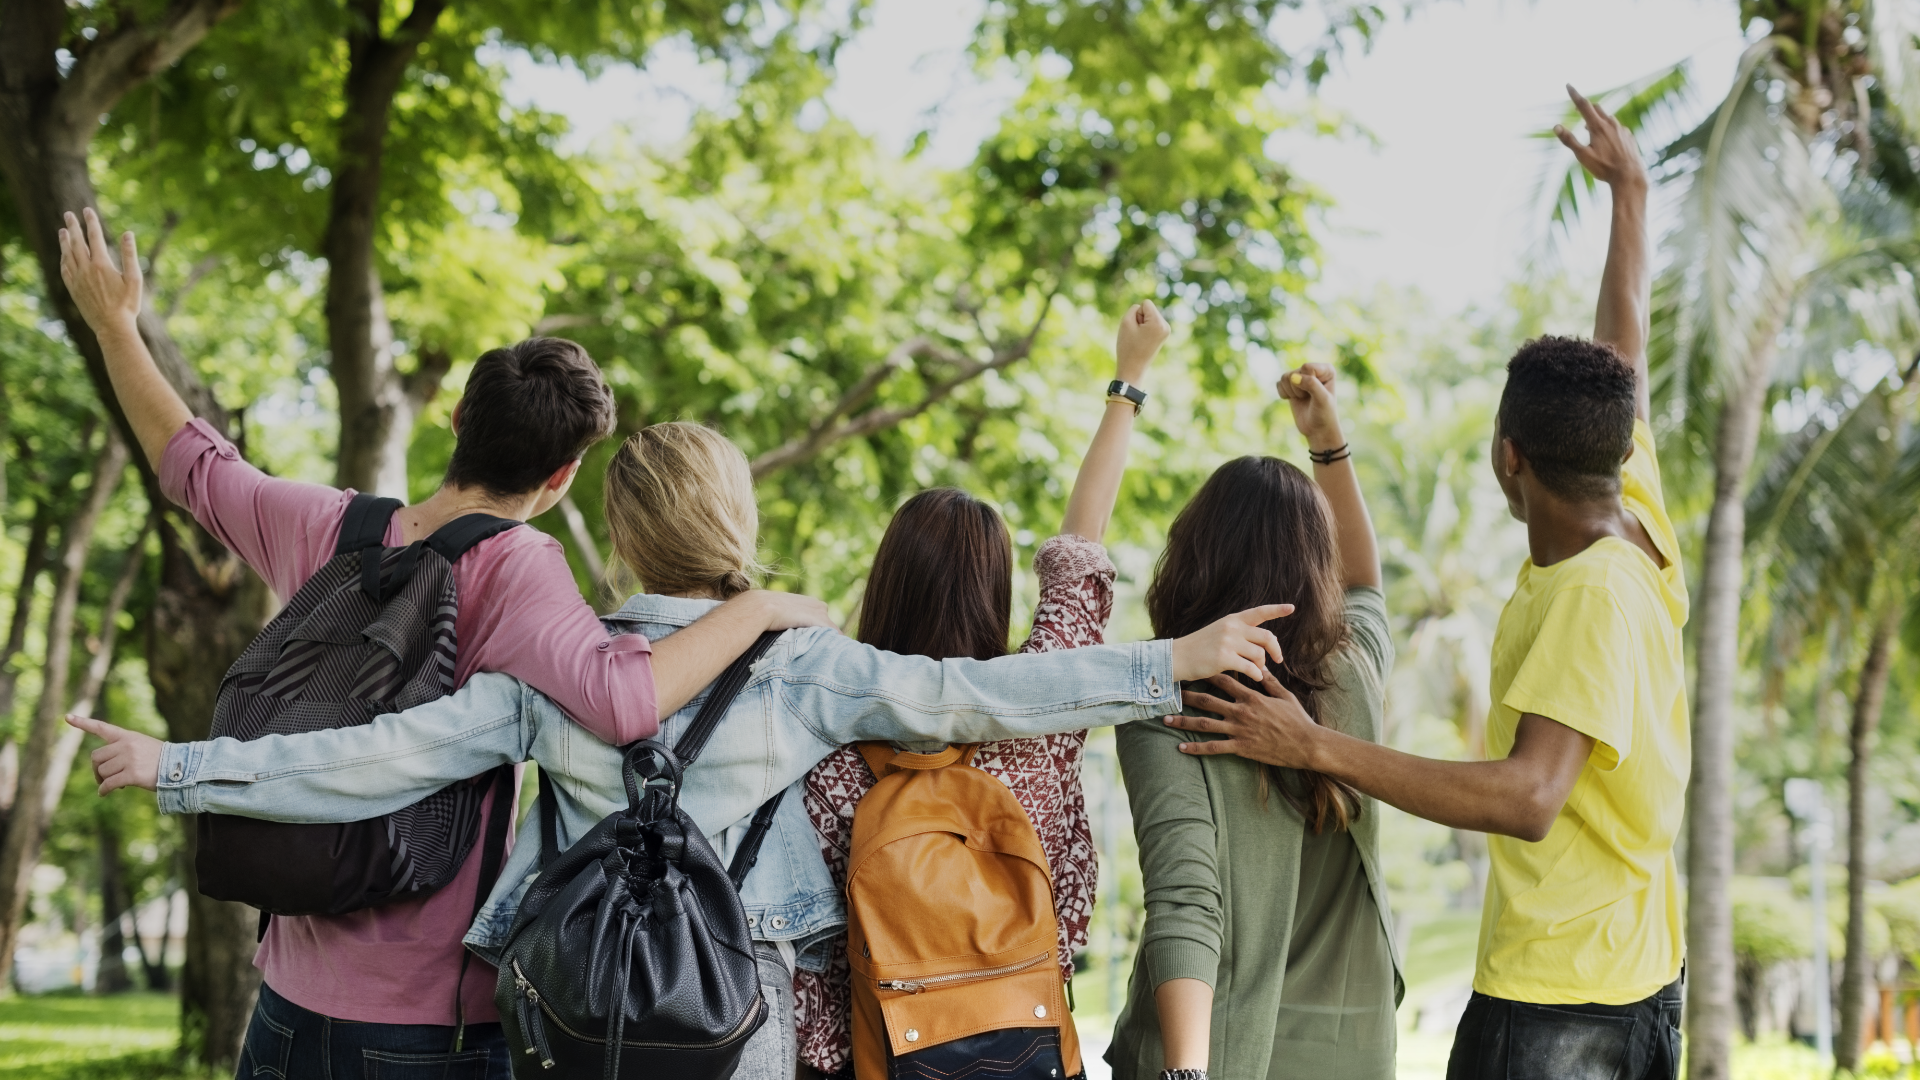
[{"xmin": 1474, "ymin": 419, "xmax": 1691, "ymax": 1005}]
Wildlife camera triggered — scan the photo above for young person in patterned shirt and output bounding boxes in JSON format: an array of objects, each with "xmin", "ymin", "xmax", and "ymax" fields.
[{"xmin": 794, "ymin": 301, "xmax": 1172, "ymax": 1078}]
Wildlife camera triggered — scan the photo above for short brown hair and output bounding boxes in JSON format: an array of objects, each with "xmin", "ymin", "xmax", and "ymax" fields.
[
  {"xmin": 444, "ymin": 337, "xmax": 616, "ymax": 497},
  {"xmin": 1147, "ymin": 456, "xmax": 1360, "ymax": 833},
  {"xmin": 857, "ymin": 488, "xmax": 1012, "ymax": 662},
  {"xmin": 603, "ymin": 422, "xmax": 766, "ymax": 599}
]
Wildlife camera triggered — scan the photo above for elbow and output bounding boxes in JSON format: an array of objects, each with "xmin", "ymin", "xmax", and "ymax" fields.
[{"xmin": 1500, "ymin": 786, "xmax": 1564, "ymax": 843}]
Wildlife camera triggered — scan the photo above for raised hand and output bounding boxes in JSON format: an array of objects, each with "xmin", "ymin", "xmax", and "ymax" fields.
[
  {"xmin": 1554, "ymin": 85, "xmax": 1647, "ymax": 192},
  {"xmin": 1277, "ymin": 362, "xmax": 1342, "ymax": 449},
  {"xmin": 58, "ymin": 208, "xmax": 144, "ymax": 336},
  {"xmin": 67, "ymin": 714, "xmax": 164, "ymax": 796},
  {"xmin": 1115, "ymin": 299, "xmax": 1171, "ymax": 385},
  {"xmin": 1169, "ymin": 604, "xmax": 1292, "ymax": 683}
]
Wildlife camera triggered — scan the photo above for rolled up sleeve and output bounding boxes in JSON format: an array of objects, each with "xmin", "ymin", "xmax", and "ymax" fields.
[{"xmin": 1119, "ymin": 717, "xmax": 1224, "ymax": 988}]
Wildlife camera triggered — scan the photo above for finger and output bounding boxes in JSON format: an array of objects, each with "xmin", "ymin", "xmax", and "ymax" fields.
[
  {"xmin": 1208, "ymin": 672, "xmax": 1262, "ymax": 702},
  {"xmin": 1178, "ymin": 739, "xmax": 1240, "ymax": 756},
  {"xmin": 1164, "ymin": 710, "xmax": 1232, "ymax": 734},
  {"xmin": 1239, "ymin": 603, "xmax": 1295, "ymax": 624},
  {"xmin": 64, "ymin": 211, "xmax": 83, "ymax": 254},
  {"xmin": 120, "ymin": 232, "xmax": 142, "ymax": 289},
  {"xmin": 1567, "ymin": 84, "xmax": 1601, "ymax": 128},
  {"xmin": 84, "ymin": 209, "xmax": 113, "ymax": 269},
  {"xmin": 1300, "ymin": 372, "xmax": 1335, "ymax": 406},
  {"xmin": 1259, "ymin": 667, "xmax": 1300, "ymax": 704},
  {"xmin": 67, "ymin": 714, "xmax": 114, "ymax": 737},
  {"xmin": 1248, "ymin": 626, "xmax": 1284, "ymax": 667},
  {"xmin": 1181, "ymin": 689, "xmax": 1238, "ymax": 714}
]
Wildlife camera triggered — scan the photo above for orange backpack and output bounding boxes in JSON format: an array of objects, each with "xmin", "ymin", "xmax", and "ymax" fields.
[{"xmin": 845, "ymin": 742, "xmax": 1082, "ymax": 1080}]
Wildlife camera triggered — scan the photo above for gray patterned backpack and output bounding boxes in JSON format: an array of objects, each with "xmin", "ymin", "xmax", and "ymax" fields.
[{"xmin": 195, "ymin": 494, "xmax": 520, "ymax": 925}]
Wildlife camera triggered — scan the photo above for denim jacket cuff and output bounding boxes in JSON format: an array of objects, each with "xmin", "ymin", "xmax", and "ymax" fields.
[
  {"xmin": 154, "ymin": 742, "xmax": 204, "ymax": 815},
  {"xmin": 1137, "ymin": 639, "xmax": 1179, "ymax": 714}
]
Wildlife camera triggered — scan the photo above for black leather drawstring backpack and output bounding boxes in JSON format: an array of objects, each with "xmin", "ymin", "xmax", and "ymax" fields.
[{"xmin": 496, "ymin": 631, "xmax": 786, "ymax": 1080}]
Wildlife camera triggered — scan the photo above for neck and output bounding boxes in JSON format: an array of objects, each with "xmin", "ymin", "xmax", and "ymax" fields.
[
  {"xmin": 1523, "ymin": 492, "xmax": 1634, "ymax": 567},
  {"xmin": 664, "ymin": 589, "xmax": 722, "ymax": 601},
  {"xmin": 411, "ymin": 484, "xmax": 541, "ymax": 527}
]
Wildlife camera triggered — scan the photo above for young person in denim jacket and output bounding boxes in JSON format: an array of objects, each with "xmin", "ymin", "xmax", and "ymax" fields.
[{"xmin": 75, "ymin": 423, "xmax": 1292, "ymax": 1080}]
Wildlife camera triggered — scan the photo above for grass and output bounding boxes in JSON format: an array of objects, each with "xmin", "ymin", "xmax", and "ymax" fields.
[{"xmin": 0, "ymin": 991, "xmax": 217, "ymax": 1080}]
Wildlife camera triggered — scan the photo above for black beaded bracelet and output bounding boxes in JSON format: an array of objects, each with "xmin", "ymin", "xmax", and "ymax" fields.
[
  {"xmin": 1308, "ymin": 443, "xmax": 1351, "ymax": 465},
  {"xmin": 1160, "ymin": 1070, "xmax": 1208, "ymax": 1080}
]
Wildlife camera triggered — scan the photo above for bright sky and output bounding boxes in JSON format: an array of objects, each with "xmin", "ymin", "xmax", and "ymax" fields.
[{"xmin": 506, "ymin": 0, "xmax": 1752, "ymax": 313}]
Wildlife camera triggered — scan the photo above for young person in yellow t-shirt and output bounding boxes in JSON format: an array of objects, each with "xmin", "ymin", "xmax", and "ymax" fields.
[{"xmin": 1163, "ymin": 85, "xmax": 1690, "ymax": 1080}]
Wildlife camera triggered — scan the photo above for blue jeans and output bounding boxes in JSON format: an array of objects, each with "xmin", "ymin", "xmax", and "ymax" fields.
[
  {"xmin": 238, "ymin": 982, "xmax": 509, "ymax": 1080},
  {"xmin": 1446, "ymin": 974, "xmax": 1684, "ymax": 1080}
]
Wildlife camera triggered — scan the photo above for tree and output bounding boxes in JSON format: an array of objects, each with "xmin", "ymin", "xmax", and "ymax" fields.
[
  {"xmin": 1748, "ymin": 359, "xmax": 1920, "ymax": 1069},
  {"xmin": 0, "ymin": 427, "xmax": 129, "ymax": 977},
  {"xmin": 0, "ymin": 0, "xmax": 270, "ymax": 1064}
]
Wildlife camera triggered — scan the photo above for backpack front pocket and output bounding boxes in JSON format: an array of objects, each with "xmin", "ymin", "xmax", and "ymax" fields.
[{"xmin": 874, "ymin": 949, "xmax": 1062, "ymax": 1057}]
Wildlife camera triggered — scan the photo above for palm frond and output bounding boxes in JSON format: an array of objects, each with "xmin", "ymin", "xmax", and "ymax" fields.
[{"xmin": 1649, "ymin": 40, "xmax": 1835, "ymax": 429}]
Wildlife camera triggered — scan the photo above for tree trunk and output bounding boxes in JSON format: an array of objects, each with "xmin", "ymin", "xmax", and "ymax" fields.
[
  {"xmin": 0, "ymin": 0, "xmax": 259, "ymax": 1063},
  {"xmin": 96, "ymin": 817, "xmax": 133, "ymax": 994},
  {"xmin": 325, "ymin": 0, "xmax": 446, "ymax": 496},
  {"xmin": 0, "ymin": 499, "xmax": 52, "ymax": 728},
  {"xmin": 1835, "ymin": 606, "xmax": 1897, "ymax": 1071},
  {"xmin": 1684, "ymin": 341, "xmax": 1776, "ymax": 1080},
  {"xmin": 0, "ymin": 500, "xmax": 53, "ymax": 812},
  {"xmin": 0, "ymin": 430, "xmax": 128, "ymax": 977}
]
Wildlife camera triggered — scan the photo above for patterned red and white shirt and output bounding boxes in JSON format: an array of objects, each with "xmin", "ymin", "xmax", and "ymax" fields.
[{"xmin": 793, "ymin": 533, "xmax": 1116, "ymax": 1075}]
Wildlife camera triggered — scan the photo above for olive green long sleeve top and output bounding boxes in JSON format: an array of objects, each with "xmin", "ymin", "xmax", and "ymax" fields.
[{"xmin": 1107, "ymin": 587, "xmax": 1404, "ymax": 1080}]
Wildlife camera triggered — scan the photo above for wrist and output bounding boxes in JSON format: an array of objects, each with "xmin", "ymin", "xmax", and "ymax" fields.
[
  {"xmin": 1304, "ymin": 427, "xmax": 1346, "ymax": 454},
  {"xmin": 95, "ymin": 313, "xmax": 143, "ymax": 343}
]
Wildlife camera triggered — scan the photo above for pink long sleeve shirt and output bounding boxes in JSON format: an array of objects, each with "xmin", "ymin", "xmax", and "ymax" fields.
[{"xmin": 161, "ymin": 418, "xmax": 657, "ymax": 1025}]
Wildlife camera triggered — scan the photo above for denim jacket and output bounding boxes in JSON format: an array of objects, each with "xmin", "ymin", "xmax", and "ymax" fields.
[{"xmin": 156, "ymin": 593, "xmax": 1179, "ymax": 968}]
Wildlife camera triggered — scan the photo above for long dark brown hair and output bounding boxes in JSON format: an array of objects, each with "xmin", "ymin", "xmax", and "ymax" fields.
[
  {"xmin": 1146, "ymin": 456, "xmax": 1361, "ymax": 832},
  {"xmin": 857, "ymin": 488, "xmax": 1013, "ymax": 661}
]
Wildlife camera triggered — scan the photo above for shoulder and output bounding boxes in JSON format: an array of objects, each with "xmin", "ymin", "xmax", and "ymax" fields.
[{"xmin": 1338, "ymin": 585, "xmax": 1393, "ymax": 679}]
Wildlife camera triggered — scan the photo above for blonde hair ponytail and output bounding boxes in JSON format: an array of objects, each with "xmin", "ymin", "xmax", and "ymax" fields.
[{"xmin": 603, "ymin": 422, "xmax": 765, "ymax": 599}]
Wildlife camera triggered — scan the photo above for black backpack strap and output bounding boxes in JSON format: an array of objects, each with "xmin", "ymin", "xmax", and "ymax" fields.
[
  {"xmin": 426, "ymin": 513, "xmax": 521, "ymax": 564},
  {"xmin": 452, "ymin": 764, "xmax": 516, "ymax": 1051},
  {"xmin": 668, "ymin": 630, "xmax": 782, "ymax": 768},
  {"xmin": 537, "ymin": 768, "xmax": 561, "ymax": 871},
  {"xmin": 336, "ymin": 493, "xmax": 403, "ymax": 556},
  {"xmin": 725, "ymin": 788, "xmax": 786, "ymax": 890}
]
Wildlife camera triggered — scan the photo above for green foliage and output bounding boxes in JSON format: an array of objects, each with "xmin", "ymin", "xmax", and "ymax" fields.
[{"xmin": 1732, "ymin": 878, "xmax": 1812, "ymax": 966}]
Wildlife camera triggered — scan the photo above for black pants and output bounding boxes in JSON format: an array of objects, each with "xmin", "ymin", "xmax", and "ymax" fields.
[
  {"xmin": 238, "ymin": 981, "xmax": 510, "ymax": 1080},
  {"xmin": 1445, "ymin": 975, "xmax": 1684, "ymax": 1080}
]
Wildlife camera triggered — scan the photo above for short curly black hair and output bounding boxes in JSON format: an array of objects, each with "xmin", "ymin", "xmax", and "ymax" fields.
[{"xmin": 1496, "ymin": 336, "xmax": 1636, "ymax": 501}]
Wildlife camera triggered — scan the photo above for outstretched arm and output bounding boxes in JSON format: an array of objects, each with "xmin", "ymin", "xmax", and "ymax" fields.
[
  {"xmin": 1060, "ymin": 300, "xmax": 1170, "ymax": 542},
  {"xmin": 1170, "ymin": 671, "xmax": 1593, "ymax": 842},
  {"xmin": 1280, "ymin": 363, "xmax": 1380, "ymax": 589},
  {"xmin": 59, "ymin": 209, "xmax": 193, "ymax": 468},
  {"xmin": 1557, "ymin": 86, "xmax": 1651, "ymax": 422}
]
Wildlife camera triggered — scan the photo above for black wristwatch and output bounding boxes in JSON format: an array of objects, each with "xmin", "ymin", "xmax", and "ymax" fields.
[{"xmin": 1107, "ymin": 379, "xmax": 1148, "ymax": 415}]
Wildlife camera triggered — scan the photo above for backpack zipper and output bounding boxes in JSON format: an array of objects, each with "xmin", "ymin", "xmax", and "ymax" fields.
[
  {"xmin": 511, "ymin": 961, "xmax": 556, "ymax": 1068},
  {"xmin": 876, "ymin": 950, "xmax": 1051, "ymax": 994},
  {"xmin": 511, "ymin": 958, "xmax": 763, "ymax": 1051}
]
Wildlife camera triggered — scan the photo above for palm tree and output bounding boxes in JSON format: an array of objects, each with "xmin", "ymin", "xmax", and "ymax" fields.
[
  {"xmin": 1541, "ymin": 7, "xmax": 1920, "ymax": 1074},
  {"xmin": 1748, "ymin": 355, "xmax": 1920, "ymax": 1071}
]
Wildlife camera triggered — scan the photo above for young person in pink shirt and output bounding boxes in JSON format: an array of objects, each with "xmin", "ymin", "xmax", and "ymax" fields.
[{"xmin": 58, "ymin": 207, "xmax": 829, "ymax": 1072}]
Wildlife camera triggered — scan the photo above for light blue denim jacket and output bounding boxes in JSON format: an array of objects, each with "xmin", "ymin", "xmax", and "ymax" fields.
[{"xmin": 155, "ymin": 593, "xmax": 1179, "ymax": 969}]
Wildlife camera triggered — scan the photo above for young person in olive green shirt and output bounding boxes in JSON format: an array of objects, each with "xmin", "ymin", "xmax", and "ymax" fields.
[
  {"xmin": 1109, "ymin": 356, "xmax": 1400, "ymax": 1080},
  {"xmin": 1170, "ymin": 87, "xmax": 1688, "ymax": 1080}
]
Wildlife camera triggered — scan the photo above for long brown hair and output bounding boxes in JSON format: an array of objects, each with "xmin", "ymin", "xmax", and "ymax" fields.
[
  {"xmin": 857, "ymin": 488, "xmax": 1012, "ymax": 662},
  {"xmin": 1146, "ymin": 456, "xmax": 1361, "ymax": 832}
]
